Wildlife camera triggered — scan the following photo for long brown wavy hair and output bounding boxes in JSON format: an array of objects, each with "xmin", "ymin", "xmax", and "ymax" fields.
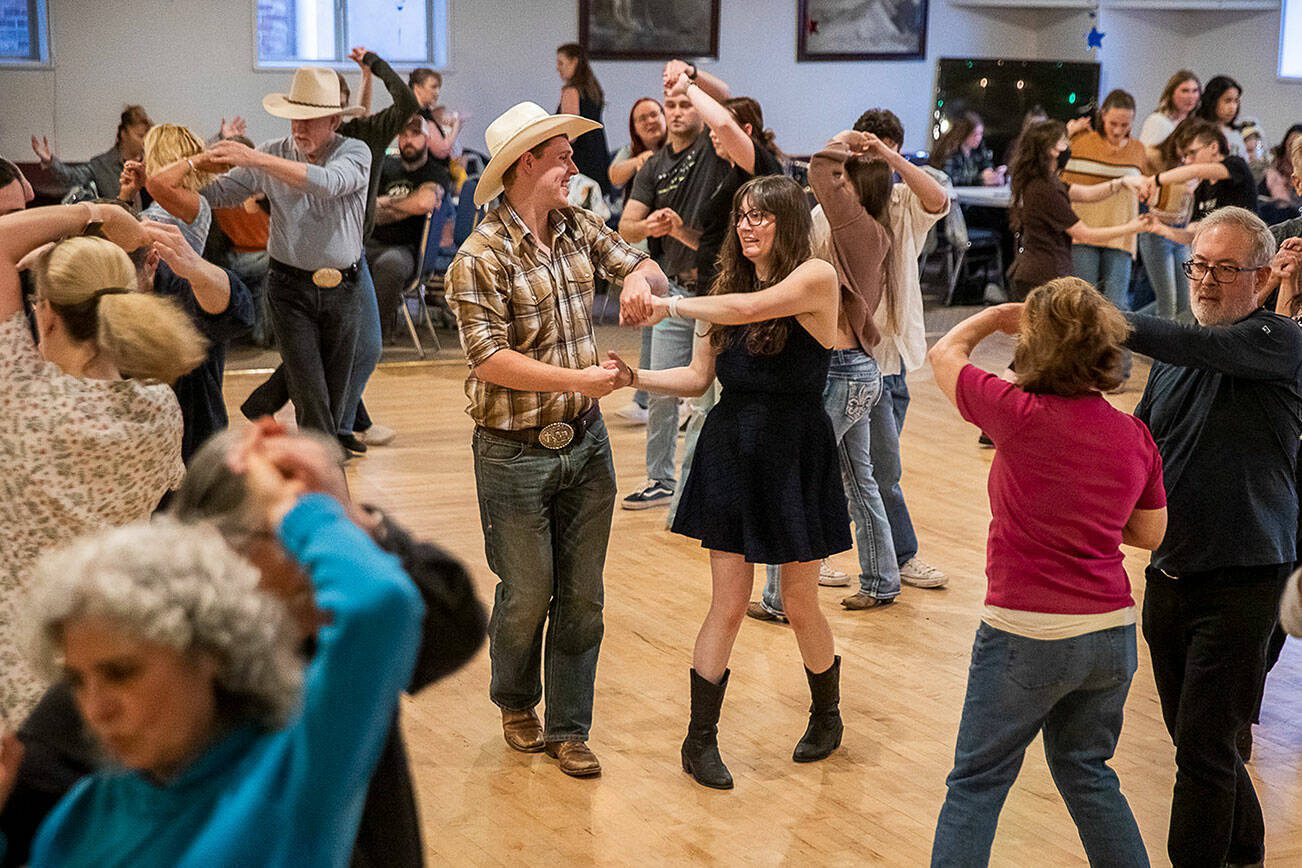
[
  {"xmin": 928, "ymin": 111, "xmax": 982, "ymax": 169},
  {"xmin": 709, "ymin": 175, "xmax": 812, "ymax": 357},
  {"xmin": 1009, "ymin": 119, "xmax": 1066, "ymax": 237},
  {"xmin": 1013, "ymin": 277, "xmax": 1131, "ymax": 396}
]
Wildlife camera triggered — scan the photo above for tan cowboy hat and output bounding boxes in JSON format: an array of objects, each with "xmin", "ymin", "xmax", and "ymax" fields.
[
  {"xmin": 262, "ymin": 67, "xmax": 366, "ymax": 121},
  {"xmin": 474, "ymin": 101, "xmax": 600, "ymax": 207}
]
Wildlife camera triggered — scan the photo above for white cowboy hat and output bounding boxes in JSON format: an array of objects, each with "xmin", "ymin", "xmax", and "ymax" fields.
[
  {"xmin": 474, "ymin": 101, "xmax": 600, "ymax": 207},
  {"xmin": 262, "ymin": 67, "xmax": 366, "ymax": 121}
]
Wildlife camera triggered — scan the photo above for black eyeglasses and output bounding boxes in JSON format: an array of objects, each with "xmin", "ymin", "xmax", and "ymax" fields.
[
  {"xmin": 735, "ymin": 208, "xmax": 775, "ymax": 228},
  {"xmin": 1181, "ymin": 259, "xmax": 1258, "ymax": 284}
]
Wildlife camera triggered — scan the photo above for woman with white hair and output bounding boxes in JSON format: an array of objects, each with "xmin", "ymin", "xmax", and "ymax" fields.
[
  {"xmin": 0, "ymin": 426, "xmax": 425, "ymax": 867},
  {"xmin": 0, "ymin": 202, "xmax": 207, "ymax": 723}
]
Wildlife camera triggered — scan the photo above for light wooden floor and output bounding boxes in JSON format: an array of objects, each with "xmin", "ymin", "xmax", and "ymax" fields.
[{"xmin": 223, "ymin": 327, "xmax": 1302, "ymax": 867}]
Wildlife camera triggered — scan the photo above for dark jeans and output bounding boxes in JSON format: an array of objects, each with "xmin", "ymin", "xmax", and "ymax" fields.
[
  {"xmin": 1142, "ymin": 564, "xmax": 1290, "ymax": 867},
  {"xmin": 932, "ymin": 623, "xmax": 1146, "ymax": 867},
  {"xmin": 264, "ymin": 263, "xmax": 365, "ymax": 436},
  {"xmin": 472, "ymin": 418, "xmax": 615, "ymax": 742},
  {"xmin": 364, "ymin": 240, "xmax": 417, "ymax": 344}
]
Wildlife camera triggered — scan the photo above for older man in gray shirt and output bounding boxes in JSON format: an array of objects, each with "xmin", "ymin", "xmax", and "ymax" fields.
[{"xmin": 173, "ymin": 67, "xmax": 370, "ymax": 437}]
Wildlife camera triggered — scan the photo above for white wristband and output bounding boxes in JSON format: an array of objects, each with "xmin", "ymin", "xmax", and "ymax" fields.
[{"xmin": 668, "ymin": 295, "xmax": 681, "ymax": 318}]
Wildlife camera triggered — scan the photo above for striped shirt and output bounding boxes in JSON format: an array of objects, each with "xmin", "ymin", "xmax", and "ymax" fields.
[
  {"xmin": 447, "ymin": 202, "xmax": 647, "ymax": 429},
  {"xmin": 1060, "ymin": 130, "xmax": 1149, "ymax": 256}
]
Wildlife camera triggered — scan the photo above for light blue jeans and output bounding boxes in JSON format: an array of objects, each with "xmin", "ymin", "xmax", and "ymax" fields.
[
  {"xmin": 645, "ymin": 282, "xmax": 696, "ymax": 487},
  {"xmin": 1137, "ymin": 232, "xmax": 1191, "ymax": 321},
  {"xmin": 876, "ymin": 373, "xmax": 918, "ymax": 567},
  {"xmin": 761, "ymin": 351, "xmax": 900, "ymax": 612},
  {"xmin": 342, "ymin": 255, "xmax": 381, "ymax": 434},
  {"xmin": 472, "ymin": 419, "xmax": 616, "ymax": 742},
  {"xmin": 1071, "ymin": 244, "xmax": 1134, "ymax": 311},
  {"xmin": 666, "ymin": 379, "xmax": 718, "ymax": 527},
  {"xmin": 931, "ymin": 622, "xmax": 1147, "ymax": 867}
]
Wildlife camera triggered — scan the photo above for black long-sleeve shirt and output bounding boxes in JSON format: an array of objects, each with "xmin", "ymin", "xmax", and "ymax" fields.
[
  {"xmin": 1129, "ymin": 309, "xmax": 1302, "ymax": 574},
  {"xmin": 338, "ymin": 52, "xmax": 423, "ymax": 241}
]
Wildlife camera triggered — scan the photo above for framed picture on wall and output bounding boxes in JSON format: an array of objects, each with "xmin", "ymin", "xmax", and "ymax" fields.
[
  {"xmin": 798, "ymin": 0, "xmax": 930, "ymax": 61},
  {"xmin": 579, "ymin": 0, "xmax": 721, "ymax": 60}
]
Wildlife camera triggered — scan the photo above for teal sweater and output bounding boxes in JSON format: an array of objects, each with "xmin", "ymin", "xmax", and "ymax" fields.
[{"xmin": 18, "ymin": 494, "xmax": 424, "ymax": 867}]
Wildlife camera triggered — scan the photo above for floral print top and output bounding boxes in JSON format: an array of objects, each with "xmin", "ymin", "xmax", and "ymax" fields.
[{"xmin": 0, "ymin": 311, "xmax": 184, "ymax": 721}]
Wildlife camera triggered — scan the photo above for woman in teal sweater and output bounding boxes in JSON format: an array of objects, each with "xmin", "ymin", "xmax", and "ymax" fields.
[{"xmin": 0, "ymin": 430, "xmax": 424, "ymax": 867}]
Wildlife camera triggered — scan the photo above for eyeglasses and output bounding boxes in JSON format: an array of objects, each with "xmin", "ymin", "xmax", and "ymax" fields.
[
  {"xmin": 1181, "ymin": 259, "xmax": 1258, "ymax": 284},
  {"xmin": 1181, "ymin": 141, "xmax": 1214, "ymax": 160},
  {"xmin": 735, "ymin": 208, "xmax": 775, "ymax": 228}
]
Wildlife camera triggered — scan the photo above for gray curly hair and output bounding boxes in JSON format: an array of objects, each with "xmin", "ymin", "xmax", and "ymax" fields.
[{"xmin": 28, "ymin": 519, "xmax": 304, "ymax": 728}]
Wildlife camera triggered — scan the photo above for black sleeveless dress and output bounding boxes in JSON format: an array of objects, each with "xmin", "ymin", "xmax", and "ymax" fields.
[
  {"xmin": 672, "ymin": 321, "xmax": 852, "ymax": 564},
  {"xmin": 562, "ymin": 92, "xmax": 613, "ymax": 199}
]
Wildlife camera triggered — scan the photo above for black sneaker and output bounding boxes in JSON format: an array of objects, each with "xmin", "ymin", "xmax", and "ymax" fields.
[
  {"xmin": 977, "ymin": 432, "xmax": 994, "ymax": 448},
  {"xmin": 338, "ymin": 433, "xmax": 368, "ymax": 455},
  {"xmin": 621, "ymin": 480, "xmax": 674, "ymax": 510}
]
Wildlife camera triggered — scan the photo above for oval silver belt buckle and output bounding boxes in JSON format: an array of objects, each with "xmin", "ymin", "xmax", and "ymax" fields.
[
  {"xmin": 538, "ymin": 422, "xmax": 575, "ymax": 449},
  {"xmin": 313, "ymin": 267, "xmax": 343, "ymax": 288}
]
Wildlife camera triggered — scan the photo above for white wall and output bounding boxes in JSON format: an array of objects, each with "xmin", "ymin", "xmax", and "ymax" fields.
[{"xmin": 0, "ymin": 1, "xmax": 1296, "ymax": 164}]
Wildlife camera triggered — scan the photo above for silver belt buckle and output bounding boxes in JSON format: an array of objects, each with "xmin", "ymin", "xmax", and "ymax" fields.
[
  {"xmin": 313, "ymin": 267, "xmax": 343, "ymax": 288},
  {"xmin": 538, "ymin": 421, "xmax": 575, "ymax": 450}
]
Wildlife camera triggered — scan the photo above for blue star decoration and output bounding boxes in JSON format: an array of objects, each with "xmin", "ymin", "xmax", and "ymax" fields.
[{"xmin": 1087, "ymin": 26, "xmax": 1106, "ymax": 49}]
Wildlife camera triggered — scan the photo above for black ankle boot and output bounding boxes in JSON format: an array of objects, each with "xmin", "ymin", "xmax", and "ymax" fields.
[
  {"xmin": 793, "ymin": 655, "xmax": 843, "ymax": 763},
  {"xmin": 681, "ymin": 669, "xmax": 733, "ymax": 789}
]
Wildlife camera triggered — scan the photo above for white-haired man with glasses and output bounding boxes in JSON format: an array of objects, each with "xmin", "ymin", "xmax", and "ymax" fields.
[{"xmin": 1124, "ymin": 205, "xmax": 1302, "ymax": 868}]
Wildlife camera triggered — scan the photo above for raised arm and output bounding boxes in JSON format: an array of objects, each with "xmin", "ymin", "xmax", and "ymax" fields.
[
  {"xmin": 668, "ymin": 71, "xmax": 753, "ymax": 173},
  {"xmin": 143, "ymin": 157, "xmax": 204, "ymax": 223},
  {"xmin": 143, "ymin": 221, "xmax": 232, "ymax": 315},
  {"xmin": 927, "ymin": 304, "xmax": 1022, "ymax": 405},
  {"xmin": 1153, "ymin": 162, "xmax": 1230, "ymax": 186},
  {"xmin": 0, "ymin": 202, "xmax": 146, "ymax": 320},
  {"xmin": 425, "ymin": 113, "xmax": 462, "ymax": 160},
  {"xmin": 350, "ymin": 49, "xmax": 422, "ymax": 144},
  {"xmin": 663, "ymin": 59, "xmax": 730, "ymax": 102},
  {"xmin": 861, "ymin": 132, "xmax": 947, "ymax": 214},
  {"xmin": 1069, "ymin": 173, "xmax": 1150, "ymax": 203},
  {"xmin": 809, "ymin": 133, "xmax": 869, "ymax": 225}
]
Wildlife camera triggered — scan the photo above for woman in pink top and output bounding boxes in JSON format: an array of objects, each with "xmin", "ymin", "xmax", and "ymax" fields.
[{"xmin": 926, "ymin": 278, "xmax": 1167, "ymax": 867}]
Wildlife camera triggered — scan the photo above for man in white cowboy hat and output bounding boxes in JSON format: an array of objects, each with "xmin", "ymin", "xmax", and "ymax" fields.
[
  {"xmin": 163, "ymin": 66, "xmax": 370, "ymax": 441},
  {"xmin": 447, "ymin": 101, "xmax": 667, "ymax": 778}
]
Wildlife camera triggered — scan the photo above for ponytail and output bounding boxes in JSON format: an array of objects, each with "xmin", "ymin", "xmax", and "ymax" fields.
[{"xmin": 36, "ymin": 236, "xmax": 207, "ymax": 384}]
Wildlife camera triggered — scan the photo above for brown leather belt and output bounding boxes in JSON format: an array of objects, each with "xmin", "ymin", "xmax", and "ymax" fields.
[{"xmin": 479, "ymin": 403, "xmax": 601, "ymax": 450}]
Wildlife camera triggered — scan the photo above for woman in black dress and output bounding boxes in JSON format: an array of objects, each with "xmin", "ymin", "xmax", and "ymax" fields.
[
  {"xmin": 607, "ymin": 175, "xmax": 850, "ymax": 790},
  {"xmin": 556, "ymin": 42, "xmax": 612, "ymax": 198}
]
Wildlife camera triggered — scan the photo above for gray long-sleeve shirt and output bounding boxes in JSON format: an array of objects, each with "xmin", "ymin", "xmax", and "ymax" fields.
[
  {"xmin": 202, "ymin": 134, "xmax": 370, "ymax": 270},
  {"xmin": 48, "ymin": 148, "xmax": 125, "ymax": 199}
]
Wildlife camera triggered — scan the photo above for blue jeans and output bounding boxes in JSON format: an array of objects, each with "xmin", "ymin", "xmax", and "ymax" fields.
[
  {"xmin": 472, "ymin": 418, "xmax": 616, "ymax": 742},
  {"xmin": 343, "ymin": 255, "xmax": 381, "ymax": 434},
  {"xmin": 1071, "ymin": 244, "xmax": 1134, "ymax": 311},
  {"xmin": 645, "ymin": 283, "xmax": 695, "ymax": 486},
  {"xmin": 1137, "ymin": 232, "xmax": 1191, "ymax": 321},
  {"xmin": 762, "ymin": 351, "xmax": 900, "ymax": 611},
  {"xmin": 931, "ymin": 622, "xmax": 1146, "ymax": 868},
  {"xmin": 666, "ymin": 379, "xmax": 717, "ymax": 527},
  {"xmin": 264, "ymin": 263, "xmax": 365, "ymax": 436},
  {"xmin": 875, "ymin": 373, "xmax": 918, "ymax": 566}
]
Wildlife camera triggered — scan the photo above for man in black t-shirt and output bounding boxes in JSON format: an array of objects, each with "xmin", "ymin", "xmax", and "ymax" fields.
[
  {"xmin": 367, "ymin": 117, "xmax": 446, "ymax": 342},
  {"xmin": 617, "ymin": 66, "xmax": 730, "ymax": 510}
]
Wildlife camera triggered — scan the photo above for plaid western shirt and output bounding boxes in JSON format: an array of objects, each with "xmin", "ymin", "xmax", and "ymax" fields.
[{"xmin": 447, "ymin": 202, "xmax": 648, "ymax": 429}]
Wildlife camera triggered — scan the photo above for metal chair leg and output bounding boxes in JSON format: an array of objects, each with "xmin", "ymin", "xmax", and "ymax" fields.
[{"xmin": 402, "ymin": 294, "xmax": 425, "ymax": 359}]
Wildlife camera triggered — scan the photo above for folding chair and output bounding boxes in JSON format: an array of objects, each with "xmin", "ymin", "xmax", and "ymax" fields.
[{"xmin": 400, "ymin": 194, "xmax": 457, "ymax": 358}]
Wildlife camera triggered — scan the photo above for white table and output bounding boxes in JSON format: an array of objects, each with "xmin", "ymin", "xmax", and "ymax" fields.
[{"xmin": 954, "ymin": 185, "xmax": 1012, "ymax": 208}]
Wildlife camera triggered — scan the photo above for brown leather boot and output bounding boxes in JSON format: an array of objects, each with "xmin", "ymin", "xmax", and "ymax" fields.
[
  {"xmin": 543, "ymin": 740, "xmax": 601, "ymax": 777},
  {"xmin": 501, "ymin": 707, "xmax": 544, "ymax": 753}
]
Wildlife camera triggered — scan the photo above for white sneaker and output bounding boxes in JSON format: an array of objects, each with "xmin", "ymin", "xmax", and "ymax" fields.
[
  {"xmin": 617, "ymin": 403, "xmax": 649, "ymax": 424},
  {"xmin": 899, "ymin": 557, "xmax": 948, "ymax": 589},
  {"xmin": 818, "ymin": 559, "xmax": 851, "ymax": 587},
  {"xmin": 358, "ymin": 423, "xmax": 396, "ymax": 446}
]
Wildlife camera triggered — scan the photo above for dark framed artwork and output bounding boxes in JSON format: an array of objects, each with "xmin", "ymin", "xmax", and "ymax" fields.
[
  {"xmin": 579, "ymin": 0, "xmax": 721, "ymax": 60},
  {"xmin": 798, "ymin": 0, "xmax": 930, "ymax": 61}
]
